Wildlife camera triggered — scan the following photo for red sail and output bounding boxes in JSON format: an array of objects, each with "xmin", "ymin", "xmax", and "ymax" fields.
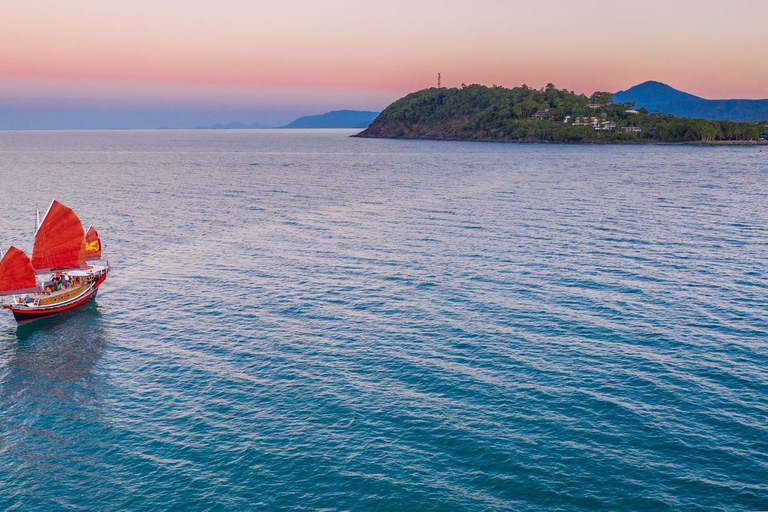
[
  {"xmin": 0, "ymin": 247, "xmax": 37, "ymax": 296},
  {"xmin": 85, "ymin": 226, "xmax": 102, "ymax": 260},
  {"xmin": 31, "ymin": 200, "xmax": 86, "ymax": 274}
]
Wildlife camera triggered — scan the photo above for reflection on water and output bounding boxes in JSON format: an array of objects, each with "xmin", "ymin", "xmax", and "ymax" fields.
[
  {"xmin": 4, "ymin": 302, "xmax": 105, "ymax": 388},
  {"xmin": 0, "ymin": 304, "xmax": 111, "ymax": 510}
]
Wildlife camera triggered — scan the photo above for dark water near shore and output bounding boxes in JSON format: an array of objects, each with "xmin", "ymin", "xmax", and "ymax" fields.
[{"xmin": 0, "ymin": 130, "xmax": 766, "ymax": 511}]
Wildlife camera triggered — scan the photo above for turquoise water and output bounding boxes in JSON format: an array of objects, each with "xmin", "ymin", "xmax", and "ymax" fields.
[{"xmin": 0, "ymin": 130, "xmax": 766, "ymax": 510}]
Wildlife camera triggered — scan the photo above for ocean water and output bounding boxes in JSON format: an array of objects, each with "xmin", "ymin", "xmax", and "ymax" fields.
[{"xmin": 0, "ymin": 130, "xmax": 766, "ymax": 511}]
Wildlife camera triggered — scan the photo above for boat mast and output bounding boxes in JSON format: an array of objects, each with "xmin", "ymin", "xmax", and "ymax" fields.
[{"xmin": 35, "ymin": 204, "xmax": 41, "ymax": 233}]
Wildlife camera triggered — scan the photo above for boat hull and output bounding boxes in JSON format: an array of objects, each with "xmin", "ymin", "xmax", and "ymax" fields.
[{"xmin": 3, "ymin": 271, "xmax": 107, "ymax": 323}]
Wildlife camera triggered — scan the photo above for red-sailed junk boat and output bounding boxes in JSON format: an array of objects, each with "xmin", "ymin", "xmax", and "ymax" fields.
[{"xmin": 0, "ymin": 200, "xmax": 109, "ymax": 323}]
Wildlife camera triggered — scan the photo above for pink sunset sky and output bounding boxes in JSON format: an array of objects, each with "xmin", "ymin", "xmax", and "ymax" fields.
[{"xmin": 1, "ymin": 0, "xmax": 767, "ymax": 128}]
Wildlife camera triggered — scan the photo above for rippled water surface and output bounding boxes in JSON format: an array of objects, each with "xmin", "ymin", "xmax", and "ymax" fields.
[{"xmin": 0, "ymin": 130, "xmax": 766, "ymax": 511}]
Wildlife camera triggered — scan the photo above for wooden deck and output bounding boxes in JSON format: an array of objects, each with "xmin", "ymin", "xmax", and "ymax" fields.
[{"xmin": 31, "ymin": 284, "xmax": 89, "ymax": 306}]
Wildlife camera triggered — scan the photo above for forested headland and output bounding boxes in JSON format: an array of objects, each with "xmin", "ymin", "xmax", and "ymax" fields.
[{"xmin": 357, "ymin": 84, "xmax": 768, "ymax": 144}]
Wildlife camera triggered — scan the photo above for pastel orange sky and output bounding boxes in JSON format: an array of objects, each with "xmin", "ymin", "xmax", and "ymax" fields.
[{"xmin": 2, "ymin": 0, "xmax": 767, "ymax": 127}]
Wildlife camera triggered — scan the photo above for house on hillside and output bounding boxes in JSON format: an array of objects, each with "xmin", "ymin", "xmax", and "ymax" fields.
[
  {"xmin": 595, "ymin": 121, "xmax": 617, "ymax": 131},
  {"xmin": 573, "ymin": 116, "xmax": 599, "ymax": 126},
  {"xmin": 622, "ymin": 126, "xmax": 642, "ymax": 133}
]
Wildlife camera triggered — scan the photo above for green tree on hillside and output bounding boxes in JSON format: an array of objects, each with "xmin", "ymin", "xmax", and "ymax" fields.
[{"xmin": 360, "ymin": 84, "xmax": 762, "ymax": 144}]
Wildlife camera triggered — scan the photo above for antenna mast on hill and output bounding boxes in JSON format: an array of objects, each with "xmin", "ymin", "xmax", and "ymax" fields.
[{"xmin": 437, "ymin": 72, "xmax": 441, "ymax": 89}]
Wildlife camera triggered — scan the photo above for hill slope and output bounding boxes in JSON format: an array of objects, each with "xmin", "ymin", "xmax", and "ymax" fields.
[
  {"xmin": 614, "ymin": 81, "xmax": 768, "ymax": 121},
  {"xmin": 281, "ymin": 110, "xmax": 380, "ymax": 129},
  {"xmin": 614, "ymin": 81, "xmax": 701, "ymax": 105},
  {"xmin": 357, "ymin": 84, "xmax": 764, "ymax": 143}
]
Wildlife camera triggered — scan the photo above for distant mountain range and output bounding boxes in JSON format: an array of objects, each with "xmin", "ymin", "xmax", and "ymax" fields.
[
  {"xmin": 203, "ymin": 121, "xmax": 274, "ymax": 129},
  {"xmin": 614, "ymin": 81, "xmax": 768, "ymax": 122},
  {"xmin": 198, "ymin": 83, "xmax": 768, "ymax": 130},
  {"xmin": 199, "ymin": 110, "xmax": 380, "ymax": 130},
  {"xmin": 282, "ymin": 110, "xmax": 379, "ymax": 129}
]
